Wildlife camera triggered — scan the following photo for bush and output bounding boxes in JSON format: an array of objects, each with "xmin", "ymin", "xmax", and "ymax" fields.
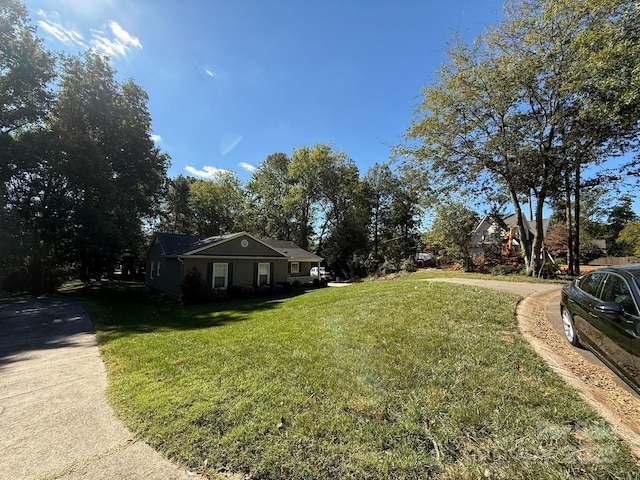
[
  {"xmin": 490, "ymin": 264, "xmax": 519, "ymax": 276},
  {"xmin": 2, "ymin": 268, "xmax": 32, "ymax": 293},
  {"xmin": 292, "ymin": 280, "xmax": 302, "ymax": 290},
  {"xmin": 180, "ymin": 268, "xmax": 210, "ymax": 304},
  {"xmin": 1, "ymin": 266, "xmax": 66, "ymax": 294},
  {"xmin": 400, "ymin": 258, "xmax": 417, "ymax": 273},
  {"xmin": 538, "ymin": 261, "xmax": 560, "ymax": 279},
  {"xmin": 227, "ymin": 285, "xmax": 243, "ymax": 300},
  {"xmin": 580, "ymin": 242, "xmax": 605, "ymax": 263},
  {"xmin": 242, "ymin": 285, "xmax": 255, "ymax": 298}
]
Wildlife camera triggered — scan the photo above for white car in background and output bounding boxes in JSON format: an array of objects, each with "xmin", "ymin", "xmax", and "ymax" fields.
[{"xmin": 310, "ymin": 266, "xmax": 332, "ymax": 281}]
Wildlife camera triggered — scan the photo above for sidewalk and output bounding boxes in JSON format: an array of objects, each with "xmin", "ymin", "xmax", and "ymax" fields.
[{"xmin": 0, "ymin": 297, "xmax": 203, "ymax": 480}]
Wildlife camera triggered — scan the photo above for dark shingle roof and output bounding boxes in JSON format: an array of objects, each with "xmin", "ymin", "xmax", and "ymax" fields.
[
  {"xmin": 154, "ymin": 232, "xmax": 238, "ymax": 256},
  {"xmin": 261, "ymin": 239, "xmax": 322, "ymax": 261},
  {"xmin": 152, "ymin": 232, "xmax": 321, "ymax": 261}
]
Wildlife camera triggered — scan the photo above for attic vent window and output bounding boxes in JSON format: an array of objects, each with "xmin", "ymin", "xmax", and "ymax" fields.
[{"xmin": 241, "ymin": 239, "xmax": 248, "ymax": 248}]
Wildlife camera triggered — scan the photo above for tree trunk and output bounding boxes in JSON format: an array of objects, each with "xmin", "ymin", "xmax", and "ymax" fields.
[
  {"xmin": 573, "ymin": 164, "xmax": 581, "ymax": 275},
  {"xmin": 531, "ymin": 191, "xmax": 547, "ymax": 277},
  {"xmin": 564, "ymin": 170, "xmax": 575, "ymax": 275},
  {"xmin": 509, "ymin": 187, "xmax": 534, "ymax": 275}
]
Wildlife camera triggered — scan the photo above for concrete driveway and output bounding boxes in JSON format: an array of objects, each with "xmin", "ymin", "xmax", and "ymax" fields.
[{"xmin": 0, "ymin": 297, "xmax": 203, "ymax": 480}]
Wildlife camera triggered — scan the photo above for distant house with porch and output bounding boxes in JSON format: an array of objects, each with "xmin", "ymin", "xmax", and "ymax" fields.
[
  {"xmin": 145, "ymin": 232, "xmax": 322, "ymax": 300},
  {"xmin": 470, "ymin": 214, "xmax": 551, "ymax": 257}
]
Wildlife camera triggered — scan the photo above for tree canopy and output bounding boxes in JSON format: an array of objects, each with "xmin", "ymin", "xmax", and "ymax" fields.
[
  {"xmin": 1, "ymin": 5, "xmax": 169, "ymax": 290},
  {"xmin": 403, "ymin": 0, "xmax": 640, "ymax": 275}
]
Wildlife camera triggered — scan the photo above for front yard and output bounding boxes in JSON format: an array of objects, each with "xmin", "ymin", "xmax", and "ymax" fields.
[{"xmin": 77, "ymin": 274, "xmax": 639, "ymax": 479}]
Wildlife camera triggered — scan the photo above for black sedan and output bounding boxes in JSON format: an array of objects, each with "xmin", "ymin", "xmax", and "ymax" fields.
[{"xmin": 560, "ymin": 264, "xmax": 640, "ymax": 394}]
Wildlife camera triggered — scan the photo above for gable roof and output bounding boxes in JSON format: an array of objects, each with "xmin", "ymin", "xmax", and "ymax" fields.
[
  {"xmin": 475, "ymin": 214, "xmax": 550, "ymax": 239},
  {"xmin": 262, "ymin": 239, "xmax": 323, "ymax": 262},
  {"xmin": 151, "ymin": 233, "xmax": 208, "ymax": 256},
  {"xmin": 150, "ymin": 232, "xmax": 321, "ymax": 261}
]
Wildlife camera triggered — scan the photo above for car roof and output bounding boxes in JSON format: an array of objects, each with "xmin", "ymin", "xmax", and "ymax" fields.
[{"xmin": 588, "ymin": 264, "xmax": 640, "ymax": 279}]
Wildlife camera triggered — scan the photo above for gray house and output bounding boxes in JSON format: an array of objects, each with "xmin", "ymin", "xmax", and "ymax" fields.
[
  {"xmin": 146, "ymin": 232, "xmax": 322, "ymax": 300},
  {"xmin": 470, "ymin": 214, "xmax": 551, "ymax": 257}
]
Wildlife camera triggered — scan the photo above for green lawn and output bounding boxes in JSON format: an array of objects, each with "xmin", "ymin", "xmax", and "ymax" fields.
[{"xmin": 77, "ymin": 274, "xmax": 638, "ymax": 479}]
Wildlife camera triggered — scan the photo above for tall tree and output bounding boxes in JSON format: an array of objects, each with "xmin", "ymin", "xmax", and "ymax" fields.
[
  {"xmin": 245, "ymin": 152, "xmax": 297, "ymax": 241},
  {"xmin": 48, "ymin": 51, "xmax": 168, "ymax": 279},
  {"xmin": 606, "ymin": 194, "xmax": 638, "ymax": 256},
  {"xmin": 616, "ymin": 221, "xmax": 640, "ymax": 258},
  {"xmin": 190, "ymin": 172, "xmax": 246, "ymax": 237},
  {"xmin": 405, "ymin": 0, "xmax": 640, "ymax": 276},
  {"xmin": 427, "ymin": 201, "xmax": 479, "ymax": 271},
  {"xmin": 0, "ymin": 0, "xmax": 55, "ymax": 134},
  {"xmin": 161, "ymin": 175, "xmax": 194, "ymax": 234},
  {"xmin": 0, "ymin": 0, "xmax": 56, "ymax": 285},
  {"xmin": 363, "ymin": 163, "xmax": 397, "ymax": 260}
]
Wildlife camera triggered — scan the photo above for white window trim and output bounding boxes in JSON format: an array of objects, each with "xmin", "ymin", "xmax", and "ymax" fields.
[
  {"xmin": 290, "ymin": 261, "xmax": 299, "ymax": 274},
  {"xmin": 257, "ymin": 262, "xmax": 270, "ymax": 286},
  {"xmin": 213, "ymin": 263, "xmax": 228, "ymax": 290}
]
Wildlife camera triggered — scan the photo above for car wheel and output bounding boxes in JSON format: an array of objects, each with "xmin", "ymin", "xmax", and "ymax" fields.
[{"xmin": 561, "ymin": 307, "xmax": 581, "ymax": 347}]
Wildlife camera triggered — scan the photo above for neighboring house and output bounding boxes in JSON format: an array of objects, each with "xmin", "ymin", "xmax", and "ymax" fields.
[
  {"xmin": 470, "ymin": 214, "xmax": 551, "ymax": 257},
  {"xmin": 146, "ymin": 232, "xmax": 322, "ymax": 300}
]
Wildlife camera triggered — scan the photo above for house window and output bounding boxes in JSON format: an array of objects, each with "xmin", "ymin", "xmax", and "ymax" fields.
[
  {"xmin": 150, "ymin": 261, "xmax": 155, "ymax": 279},
  {"xmin": 257, "ymin": 262, "xmax": 270, "ymax": 286},
  {"xmin": 290, "ymin": 262, "xmax": 299, "ymax": 274},
  {"xmin": 213, "ymin": 263, "xmax": 228, "ymax": 289},
  {"xmin": 156, "ymin": 261, "xmax": 161, "ymax": 277}
]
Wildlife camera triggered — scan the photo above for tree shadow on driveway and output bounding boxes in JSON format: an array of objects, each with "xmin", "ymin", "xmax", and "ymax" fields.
[{"xmin": 0, "ymin": 297, "xmax": 95, "ymax": 369}]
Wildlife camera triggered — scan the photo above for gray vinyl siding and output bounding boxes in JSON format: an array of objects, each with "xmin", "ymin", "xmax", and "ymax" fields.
[
  {"xmin": 272, "ymin": 260, "xmax": 288, "ymax": 284},
  {"xmin": 181, "ymin": 258, "xmax": 208, "ymax": 287},
  {"xmin": 196, "ymin": 234, "xmax": 282, "ymax": 257},
  {"xmin": 182, "ymin": 258, "xmax": 289, "ymax": 288},
  {"xmin": 289, "ymin": 261, "xmax": 315, "ymax": 277},
  {"xmin": 147, "ymin": 257, "xmax": 184, "ymax": 299}
]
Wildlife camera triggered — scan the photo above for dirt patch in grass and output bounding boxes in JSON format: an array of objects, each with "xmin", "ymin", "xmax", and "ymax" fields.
[{"xmin": 517, "ymin": 290, "xmax": 640, "ymax": 457}]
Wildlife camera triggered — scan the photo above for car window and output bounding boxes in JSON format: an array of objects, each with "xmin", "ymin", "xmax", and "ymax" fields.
[
  {"xmin": 578, "ymin": 271, "xmax": 607, "ymax": 297},
  {"xmin": 600, "ymin": 274, "xmax": 639, "ymax": 316}
]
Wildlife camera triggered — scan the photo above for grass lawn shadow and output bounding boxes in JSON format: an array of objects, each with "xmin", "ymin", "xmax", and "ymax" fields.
[{"xmin": 60, "ymin": 280, "xmax": 307, "ymax": 342}]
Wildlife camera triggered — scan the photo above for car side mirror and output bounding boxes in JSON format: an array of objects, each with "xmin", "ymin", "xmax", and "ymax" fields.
[{"xmin": 595, "ymin": 301, "xmax": 625, "ymax": 314}]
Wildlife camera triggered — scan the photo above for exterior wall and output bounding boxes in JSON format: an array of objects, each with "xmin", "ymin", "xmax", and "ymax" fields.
[
  {"xmin": 147, "ymin": 256, "xmax": 184, "ymax": 299},
  {"xmin": 181, "ymin": 258, "xmax": 208, "ymax": 287},
  {"xmin": 183, "ymin": 257, "xmax": 289, "ymax": 288},
  {"xmin": 272, "ymin": 260, "xmax": 288, "ymax": 285},
  {"xmin": 287, "ymin": 261, "xmax": 316, "ymax": 277}
]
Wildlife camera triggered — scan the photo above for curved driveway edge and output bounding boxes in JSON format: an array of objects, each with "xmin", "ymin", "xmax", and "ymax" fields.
[{"xmin": 0, "ymin": 297, "xmax": 205, "ymax": 480}]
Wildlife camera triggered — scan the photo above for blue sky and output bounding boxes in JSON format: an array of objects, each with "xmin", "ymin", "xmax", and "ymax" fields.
[{"xmin": 21, "ymin": 0, "xmax": 505, "ymax": 184}]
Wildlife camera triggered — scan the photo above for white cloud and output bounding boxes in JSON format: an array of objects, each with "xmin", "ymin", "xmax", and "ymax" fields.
[
  {"xmin": 91, "ymin": 34, "xmax": 127, "ymax": 57},
  {"xmin": 37, "ymin": 19, "xmax": 87, "ymax": 48},
  {"xmin": 185, "ymin": 166, "xmax": 231, "ymax": 179},
  {"xmin": 36, "ymin": 11, "xmax": 141, "ymax": 58},
  {"xmin": 239, "ymin": 162, "xmax": 257, "ymax": 173},
  {"xmin": 219, "ymin": 134, "xmax": 242, "ymax": 155},
  {"xmin": 150, "ymin": 134, "xmax": 162, "ymax": 143},
  {"xmin": 205, "ymin": 69, "xmax": 216, "ymax": 78},
  {"xmin": 109, "ymin": 21, "xmax": 141, "ymax": 49},
  {"xmin": 90, "ymin": 22, "xmax": 142, "ymax": 57}
]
